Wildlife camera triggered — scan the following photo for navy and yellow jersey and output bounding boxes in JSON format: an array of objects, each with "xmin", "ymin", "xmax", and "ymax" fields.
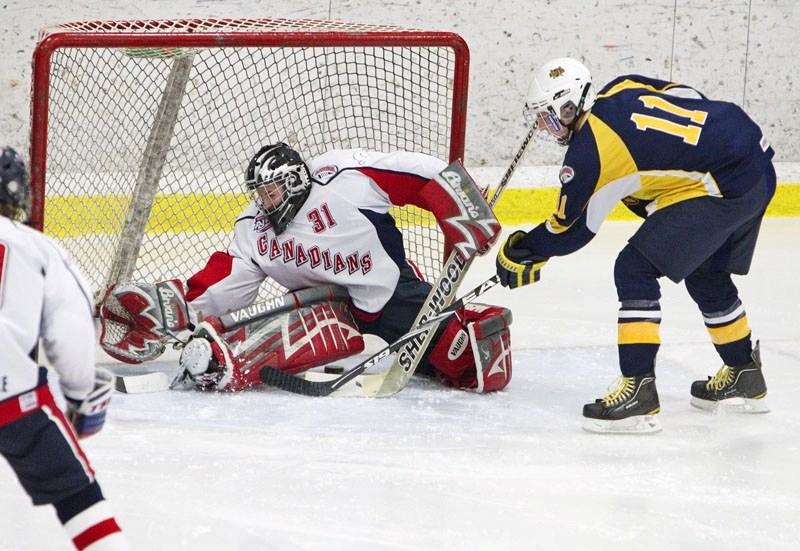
[{"xmin": 520, "ymin": 74, "xmax": 775, "ymax": 258}]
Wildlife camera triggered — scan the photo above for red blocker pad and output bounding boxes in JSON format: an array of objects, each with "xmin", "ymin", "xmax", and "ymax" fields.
[
  {"xmin": 428, "ymin": 303, "xmax": 513, "ymax": 392},
  {"xmin": 196, "ymin": 301, "xmax": 365, "ymax": 391},
  {"xmin": 420, "ymin": 161, "xmax": 501, "ymax": 260}
]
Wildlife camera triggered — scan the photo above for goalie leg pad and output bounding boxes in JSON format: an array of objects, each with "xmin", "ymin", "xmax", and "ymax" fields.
[
  {"xmin": 176, "ymin": 300, "xmax": 365, "ymax": 391},
  {"xmin": 428, "ymin": 304, "xmax": 513, "ymax": 392},
  {"xmin": 99, "ymin": 280, "xmax": 190, "ymax": 363}
]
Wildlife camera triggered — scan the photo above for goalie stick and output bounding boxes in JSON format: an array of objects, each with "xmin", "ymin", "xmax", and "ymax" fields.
[
  {"xmin": 115, "ymin": 277, "xmax": 501, "ymax": 395},
  {"xmin": 258, "ymin": 275, "xmax": 501, "ymax": 396},
  {"xmin": 260, "ymin": 128, "xmax": 535, "ymax": 397},
  {"xmin": 360, "ymin": 126, "xmax": 537, "ymax": 397}
]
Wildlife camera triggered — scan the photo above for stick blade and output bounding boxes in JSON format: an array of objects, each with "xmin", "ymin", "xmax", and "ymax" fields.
[{"xmin": 113, "ymin": 372, "xmax": 171, "ymax": 393}]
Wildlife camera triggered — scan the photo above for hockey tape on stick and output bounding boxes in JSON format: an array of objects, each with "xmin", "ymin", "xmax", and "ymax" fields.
[{"xmin": 258, "ymin": 275, "xmax": 500, "ymax": 396}]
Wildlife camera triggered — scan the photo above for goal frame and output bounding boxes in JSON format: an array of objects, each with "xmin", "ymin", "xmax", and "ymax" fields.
[{"xmin": 28, "ymin": 18, "xmax": 470, "ymax": 236}]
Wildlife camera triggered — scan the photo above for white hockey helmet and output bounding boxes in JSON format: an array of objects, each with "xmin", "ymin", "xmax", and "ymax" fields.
[
  {"xmin": 245, "ymin": 142, "xmax": 312, "ymax": 235},
  {"xmin": 523, "ymin": 57, "xmax": 596, "ymax": 146}
]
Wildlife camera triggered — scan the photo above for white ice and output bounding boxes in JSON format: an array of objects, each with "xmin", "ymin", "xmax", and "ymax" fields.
[{"xmin": 2, "ymin": 219, "xmax": 799, "ymax": 550}]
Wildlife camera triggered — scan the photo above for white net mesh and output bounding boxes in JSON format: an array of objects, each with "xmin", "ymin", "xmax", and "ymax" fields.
[{"xmin": 33, "ymin": 18, "xmax": 467, "ymax": 302}]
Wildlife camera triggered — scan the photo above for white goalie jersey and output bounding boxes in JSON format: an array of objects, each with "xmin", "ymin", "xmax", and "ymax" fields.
[{"xmin": 186, "ymin": 149, "xmax": 448, "ymax": 321}]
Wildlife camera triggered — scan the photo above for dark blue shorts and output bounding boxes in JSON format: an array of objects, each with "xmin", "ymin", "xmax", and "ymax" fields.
[
  {"xmin": 628, "ymin": 168, "xmax": 775, "ymax": 282},
  {"xmin": 0, "ymin": 376, "xmax": 95, "ymax": 506}
]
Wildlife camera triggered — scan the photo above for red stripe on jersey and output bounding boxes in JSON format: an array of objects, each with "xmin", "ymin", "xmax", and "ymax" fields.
[
  {"xmin": 72, "ymin": 517, "xmax": 122, "ymax": 550},
  {"xmin": 356, "ymin": 167, "xmax": 433, "ymax": 211},
  {"xmin": 44, "ymin": 402, "xmax": 96, "ymax": 479},
  {"xmin": 186, "ymin": 251, "xmax": 235, "ymax": 302}
]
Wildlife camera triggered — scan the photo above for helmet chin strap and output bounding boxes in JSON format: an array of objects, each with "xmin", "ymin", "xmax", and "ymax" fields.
[{"xmin": 559, "ymin": 81, "xmax": 593, "ymax": 146}]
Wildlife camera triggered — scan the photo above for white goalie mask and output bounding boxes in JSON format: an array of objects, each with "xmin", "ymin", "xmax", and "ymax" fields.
[
  {"xmin": 523, "ymin": 57, "xmax": 597, "ymax": 146},
  {"xmin": 245, "ymin": 142, "xmax": 313, "ymax": 235}
]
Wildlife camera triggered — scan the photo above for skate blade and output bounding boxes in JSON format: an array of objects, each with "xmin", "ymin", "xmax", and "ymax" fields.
[
  {"xmin": 582, "ymin": 414, "xmax": 662, "ymax": 434},
  {"xmin": 690, "ymin": 396, "xmax": 770, "ymax": 414}
]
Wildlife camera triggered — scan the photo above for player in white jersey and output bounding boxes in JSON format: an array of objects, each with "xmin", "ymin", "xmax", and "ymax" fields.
[
  {"xmin": 0, "ymin": 147, "xmax": 129, "ymax": 550},
  {"xmin": 100, "ymin": 143, "xmax": 513, "ymax": 393}
]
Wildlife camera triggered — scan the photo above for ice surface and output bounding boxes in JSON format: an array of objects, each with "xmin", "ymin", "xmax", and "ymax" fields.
[{"xmin": 2, "ymin": 219, "xmax": 799, "ymax": 550}]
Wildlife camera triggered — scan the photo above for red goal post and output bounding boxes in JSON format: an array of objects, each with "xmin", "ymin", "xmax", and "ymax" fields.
[{"xmin": 29, "ymin": 18, "xmax": 469, "ymax": 302}]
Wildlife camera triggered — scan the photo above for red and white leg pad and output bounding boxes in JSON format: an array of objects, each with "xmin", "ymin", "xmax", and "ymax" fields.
[
  {"xmin": 174, "ymin": 300, "xmax": 365, "ymax": 391},
  {"xmin": 428, "ymin": 303, "xmax": 513, "ymax": 392}
]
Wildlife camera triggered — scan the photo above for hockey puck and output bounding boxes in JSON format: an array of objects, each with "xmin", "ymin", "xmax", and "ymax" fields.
[{"xmin": 324, "ymin": 365, "xmax": 345, "ymax": 374}]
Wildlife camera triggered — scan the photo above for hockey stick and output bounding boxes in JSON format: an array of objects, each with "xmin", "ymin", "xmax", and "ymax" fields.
[
  {"xmin": 359, "ymin": 126, "xmax": 537, "ymax": 397},
  {"xmin": 117, "ymin": 276, "xmax": 500, "ymax": 395},
  {"xmin": 258, "ymin": 275, "xmax": 501, "ymax": 396},
  {"xmin": 262, "ymin": 127, "xmax": 536, "ymax": 398}
]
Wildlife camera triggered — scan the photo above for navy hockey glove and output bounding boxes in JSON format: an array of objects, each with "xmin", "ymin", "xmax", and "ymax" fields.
[
  {"xmin": 495, "ymin": 231, "xmax": 548, "ymax": 289},
  {"xmin": 66, "ymin": 367, "xmax": 115, "ymax": 438}
]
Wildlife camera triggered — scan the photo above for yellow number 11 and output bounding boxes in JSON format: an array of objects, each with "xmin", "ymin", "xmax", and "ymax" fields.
[{"xmin": 630, "ymin": 95, "xmax": 708, "ymax": 145}]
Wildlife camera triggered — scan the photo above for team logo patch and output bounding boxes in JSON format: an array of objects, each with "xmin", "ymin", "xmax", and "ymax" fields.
[
  {"xmin": 254, "ymin": 214, "xmax": 271, "ymax": 233},
  {"xmin": 559, "ymin": 165, "xmax": 575, "ymax": 184},
  {"xmin": 353, "ymin": 149, "xmax": 369, "ymax": 165},
  {"xmin": 313, "ymin": 165, "xmax": 338, "ymax": 180}
]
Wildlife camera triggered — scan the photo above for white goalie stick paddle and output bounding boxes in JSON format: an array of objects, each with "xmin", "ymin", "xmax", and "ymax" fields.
[
  {"xmin": 369, "ymin": 127, "xmax": 536, "ymax": 395},
  {"xmin": 358, "ymin": 126, "xmax": 537, "ymax": 397},
  {"xmin": 258, "ymin": 275, "xmax": 501, "ymax": 396},
  {"xmin": 261, "ymin": 128, "xmax": 536, "ymax": 397},
  {"xmin": 113, "ymin": 371, "xmax": 171, "ymax": 393}
]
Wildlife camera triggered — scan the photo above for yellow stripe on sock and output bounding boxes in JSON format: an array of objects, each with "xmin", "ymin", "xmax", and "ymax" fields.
[
  {"xmin": 618, "ymin": 321, "xmax": 661, "ymax": 345},
  {"xmin": 707, "ymin": 316, "xmax": 751, "ymax": 345}
]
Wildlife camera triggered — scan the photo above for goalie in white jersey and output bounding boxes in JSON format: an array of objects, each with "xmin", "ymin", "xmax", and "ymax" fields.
[
  {"xmin": 100, "ymin": 143, "xmax": 513, "ymax": 393},
  {"xmin": 0, "ymin": 147, "xmax": 128, "ymax": 550}
]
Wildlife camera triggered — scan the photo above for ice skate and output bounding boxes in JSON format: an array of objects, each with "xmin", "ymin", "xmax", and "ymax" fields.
[
  {"xmin": 583, "ymin": 373, "xmax": 661, "ymax": 434},
  {"xmin": 690, "ymin": 342, "xmax": 769, "ymax": 413}
]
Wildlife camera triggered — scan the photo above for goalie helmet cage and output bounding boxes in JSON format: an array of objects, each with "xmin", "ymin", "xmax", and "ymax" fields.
[{"xmin": 28, "ymin": 18, "xmax": 469, "ymax": 302}]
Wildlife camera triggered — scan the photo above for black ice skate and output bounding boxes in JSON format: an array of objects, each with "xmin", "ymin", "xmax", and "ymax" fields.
[
  {"xmin": 690, "ymin": 341, "xmax": 769, "ymax": 413},
  {"xmin": 583, "ymin": 374, "xmax": 661, "ymax": 434}
]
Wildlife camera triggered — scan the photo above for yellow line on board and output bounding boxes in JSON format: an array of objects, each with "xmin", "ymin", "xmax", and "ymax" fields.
[
  {"xmin": 42, "ymin": 184, "xmax": 799, "ymax": 238},
  {"xmin": 490, "ymin": 183, "xmax": 800, "ymax": 226}
]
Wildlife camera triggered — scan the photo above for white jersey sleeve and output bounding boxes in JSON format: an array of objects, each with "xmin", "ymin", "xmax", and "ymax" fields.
[
  {"xmin": 0, "ymin": 218, "xmax": 95, "ymax": 401},
  {"xmin": 186, "ymin": 208, "xmax": 268, "ymax": 320}
]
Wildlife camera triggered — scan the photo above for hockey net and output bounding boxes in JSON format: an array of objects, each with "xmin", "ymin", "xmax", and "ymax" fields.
[{"xmin": 29, "ymin": 18, "xmax": 469, "ymax": 304}]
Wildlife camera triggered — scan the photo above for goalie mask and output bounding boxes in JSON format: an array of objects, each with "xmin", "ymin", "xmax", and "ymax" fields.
[
  {"xmin": 0, "ymin": 146, "xmax": 31, "ymax": 221},
  {"xmin": 523, "ymin": 57, "xmax": 596, "ymax": 146},
  {"xmin": 245, "ymin": 142, "xmax": 313, "ymax": 235}
]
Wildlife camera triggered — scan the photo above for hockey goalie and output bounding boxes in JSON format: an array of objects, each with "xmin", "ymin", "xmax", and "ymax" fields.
[{"xmin": 98, "ymin": 144, "xmax": 513, "ymax": 393}]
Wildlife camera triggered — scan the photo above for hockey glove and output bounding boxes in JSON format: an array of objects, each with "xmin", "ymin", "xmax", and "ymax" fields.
[
  {"xmin": 495, "ymin": 230, "xmax": 548, "ymax": 289},
  {"xmin": 65, "ymin": 367, "xmax": 115, "ymax": 439}
]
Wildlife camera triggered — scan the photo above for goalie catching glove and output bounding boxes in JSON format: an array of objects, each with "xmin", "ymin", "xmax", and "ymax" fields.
[
  {"xmin": 172, "ymin": 290, "xmax": 365, "ymax": 391},
  {"xmin": 98, "ymin": 280, "xmax": 191, "ymax": 363},
  {"xmin": 496, "ymin": 230, "xmax": 548, "ymax": 289},
  {"xmin": 65, "ymin": 367, "xmax": 115, "ymax": 439}
]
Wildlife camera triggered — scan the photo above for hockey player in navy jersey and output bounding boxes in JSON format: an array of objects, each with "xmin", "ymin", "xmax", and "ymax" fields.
[
  {"xmin": 100, "ymin": 144, "xmax": 512, "ymax": 394},
  {"xmin": 0, "ymin": 147, "xmax": 128, "ymax": 549},
  {"xmin": 495, "ymin": 58, "xmax": 775, "ymax": 433}
]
